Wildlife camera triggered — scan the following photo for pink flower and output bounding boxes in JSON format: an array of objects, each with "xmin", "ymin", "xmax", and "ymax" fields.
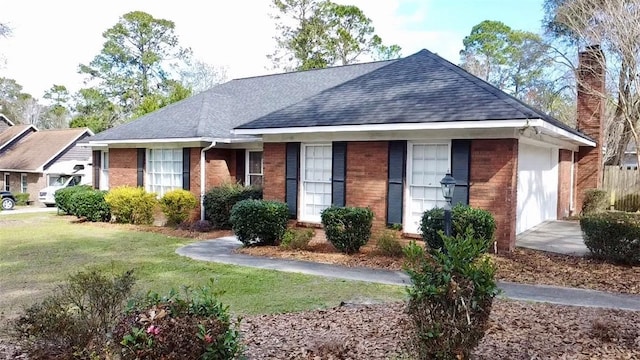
[
  {"xmin": 204, "ymin": 334, "xmax": 213, "ymax": 343},
  {"xmin": 146, "ymin": 325, "xmax": 160, "ymax": 335}
]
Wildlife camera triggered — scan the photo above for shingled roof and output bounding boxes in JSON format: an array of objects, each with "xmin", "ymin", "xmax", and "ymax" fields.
[
  {"xmin": 0, "ymin": 128, "xmax": 92, "ymax": 172},
  {"xmin": 87, "ymin": 60, "xmax": 395, "ymax": 143},
  {"xmin": 236, "ymin": 49, "xmax": 591, "ymax": 143}
]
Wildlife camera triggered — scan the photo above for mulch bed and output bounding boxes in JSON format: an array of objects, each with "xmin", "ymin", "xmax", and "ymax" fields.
[
  {"xmin": 3, "ymin": 300, "xmax": 638, "ymax": 359},
  {"xmin": 241, "ymin": 299, "xmax": 640, "ymax": 359}
]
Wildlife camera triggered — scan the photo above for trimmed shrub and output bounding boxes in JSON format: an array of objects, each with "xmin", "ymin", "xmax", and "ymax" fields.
[
  {"xmin": 15, "ymin": 192, "xmax": 30, "ymax": 206},
  {"xmin": 230, "ymin": 199, "xmax": 289, "ymax": 246},
  {"xmin": 69, "ymin": 189, "xmax": 111, "ymax": 222},
  {"xmin": 115, "ymin": 281, "xmax": 242, "ymax": 360},
  {"xmin": 375, "ymin": 229, "xmax": 404, "ymax": 257},
  {"xmin": 321, "ymin": 206, "xmax": 374, "ymax": 254},
  {"xmin": 420, "ymin": 204, "xmax": 495, "ymax": 252},
  {"xmin": 580, "ymin": 211, "xmax": 640, "ymax": 265},
  {"xmin": 406, "ymin": 229, "xmax": 499, "ymax": 359},
  {"xmin": 203, "ymin": 183, "xmax": 263, "ymax": 229},
  {"xmin": 582, "ymin": 188, "xmax": 608, "ymax": 215},
  {"xmin": 105, "ymin": 186, "xmax": 157, "ymax": 225},
  {"xmin": 280, "ymin": 228, "xmax": 315, "ymax": 250},
  {"xmin": 160, "ymin": 189, "xmax": 198, "ymax": 226},
  {"xmin": 54, "ymin": 185, "xmax": 93, "ymax": 215},
  {"xmin": 402, "ymin": 240, "xmax": 426, "ymax": 270},
  {"xmin": 614, "ymin": 193, "xmax": 640, "ymax": 213},
  {"xmin": 13, "ymin": 269, "xmax": 136, "ymax": 359}
]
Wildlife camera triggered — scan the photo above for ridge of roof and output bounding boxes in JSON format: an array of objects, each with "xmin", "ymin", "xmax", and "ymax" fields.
[{"xmin": 228, "ymin": 59, "xmax": 396, "ymax": 82}]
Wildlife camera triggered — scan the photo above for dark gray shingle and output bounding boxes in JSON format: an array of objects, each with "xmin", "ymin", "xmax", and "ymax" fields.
[
  {"xmin": 237, "ymin": 49, "xmax": 589, "ymax": 142},
  {"xmin": 89, "ymin": 60, "xmax": 395, "ymax": 142}
]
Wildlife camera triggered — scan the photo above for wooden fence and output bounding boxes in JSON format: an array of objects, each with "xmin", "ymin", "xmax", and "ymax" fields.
[{"xmin": 602, "ymin": 166, "xmax": 640, "ymax": 211}]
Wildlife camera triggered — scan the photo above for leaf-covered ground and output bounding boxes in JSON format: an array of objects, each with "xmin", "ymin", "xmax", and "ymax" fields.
[{"xmin": 240, "ymin": 300, "xmax": 640, "ymax": 359}]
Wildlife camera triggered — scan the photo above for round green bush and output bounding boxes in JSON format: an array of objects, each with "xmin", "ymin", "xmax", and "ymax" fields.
[
  {"xmin": 580, "ymin": 211, "xmax": 640, "ymax": 265},
  {"xmin": 420, "ymin": 204, "xmax": 495, "ymax": 252},
  {"xmin": 204, "ymin": 184, "xmax": 263, "ymax": 229},
  {"xmin": 230, "ymin": 199, "xmax": 288, "ymax": 246},
  {"xmin": 54, "ymin": 185, "xmax": 94, "ymax": 215},
  {"xmin": 159, "ymin": 189, "xmax": 198, "ymax": 226},
  {"xmin": 321, "ymin": 206, "xmax": 374, "ymax": 254},
  {"xmin": 69, "ymin": 189, "xmax": 111, "ymax": 222}
]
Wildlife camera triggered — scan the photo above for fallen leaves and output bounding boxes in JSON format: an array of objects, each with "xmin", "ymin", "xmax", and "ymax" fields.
[{"xmin": 241, "ymin": 300, "xmax": 640, "ymax": 359}]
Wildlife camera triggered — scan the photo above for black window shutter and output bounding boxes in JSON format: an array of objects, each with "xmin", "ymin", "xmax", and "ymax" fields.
[
  {"xmin": 92, "ymin": 150, "xmax": 101, "ymax": 189},
  {"xmin": 387, "ymin": 141, "xmax": 406, "ymax": 226},
  {"xmin": 285, "ymin": 143, "xmax": 300, "ymax": 219},
  {"xmin": 451, "ymin": 139, "xmax": 471, "ymax": 206},
  {"xmin": 236, "ymin": 150, "xmax": 246, "ymax": 185},
  {"xmin": 331, "ymin": 142, "xmax": 347, "ymax": 207},
  {"xmin": 182, "ymin": 148, "xmax": 191, "ymax": 191},
  {"xmin": 137, "ymin": 149, "xmax": 145, "ymax": 187}
]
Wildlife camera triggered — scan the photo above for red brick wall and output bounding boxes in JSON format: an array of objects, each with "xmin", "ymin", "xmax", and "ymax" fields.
[
  {"xmin": 557, "ymin": 149, "xmax": 573, "ymax": 219},
  {"xmin": 205, "ymin": 148, "xmax": 237, "ymax": 189},
  {"xmin": 263, "ymin": 143, "xmax": 286, "ymax": 202},
  {"xmin": 109, "ymin": 148, "xmax": 138, "ymax": 188},
  {"xmin": 345, "ymin": 142, "xmax": 389, "ymax": 229},
  {"xmin": 189, "ymin": 148, "xmax": 201, "ymax": 199},
  {"xmin": 575, "ymin": 46, "xmax": 605, "ymax": 211},
  {"xmin": 469, "ymin": 139, "xmax": 518, "ymax": 253}
]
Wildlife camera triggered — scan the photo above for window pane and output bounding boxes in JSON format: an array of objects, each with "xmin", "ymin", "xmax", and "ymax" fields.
[
  {"xmin": 249, "ymin": 152, "xmax": 263, "ymax": 174},
  {"xmin": 146, "ymin": 148, "xmax": 183, "ymax": 196},
  {"xmin": 249, "ymin": 175, "xmax": 263, "ymax": 187}
]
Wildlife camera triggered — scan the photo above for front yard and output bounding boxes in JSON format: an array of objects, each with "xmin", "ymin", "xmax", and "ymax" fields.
[
  {"xmin": 1, "ymin": 213, "xmax": 639, "ymax": 359},
  {"xmin": 0, "ymin": 213, "xmax": 405, "ymax": 319}
]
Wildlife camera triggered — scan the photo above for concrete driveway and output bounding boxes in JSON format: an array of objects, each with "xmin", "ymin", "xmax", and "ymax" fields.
[{"xmin": 516, "ymin": 220, "xmax": 589, "ymax": 256}]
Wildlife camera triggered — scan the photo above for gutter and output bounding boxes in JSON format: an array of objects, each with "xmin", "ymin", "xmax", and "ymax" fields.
[{"xmin": 200, "ymin": 141, "xmax": 217, "ymax": 221}]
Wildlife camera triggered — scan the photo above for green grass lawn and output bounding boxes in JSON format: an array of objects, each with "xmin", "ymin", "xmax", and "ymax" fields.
[{"xmin": 0, "ymin": 213, "xmax": 405, "ymax": 318}]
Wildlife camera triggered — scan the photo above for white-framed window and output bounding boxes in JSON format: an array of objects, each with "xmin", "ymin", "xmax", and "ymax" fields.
[
  {"xmin": 245, "ymin": 150, "xmax": 263, "ymax": 187},
  {"xmin": 405, "ymin": 141, "xmax": 451, "ymax": 234},
  {"xmin": 3, "ymin": 173, "xmax": 9, "ymax": 192},
  {"xmin": 146, "ymin": 148, "xmax": 182, "ymax": 197},
  {"xmin": 100, "ymin": 151, "xmax": 109, "ymax": 190},
  {"xmin": 300, "ymin": 143, "xmax": 332, "ymax": 222},
  {"xmin": 20, "ymin": 173, "xmax": 27, "ymax": 193}
]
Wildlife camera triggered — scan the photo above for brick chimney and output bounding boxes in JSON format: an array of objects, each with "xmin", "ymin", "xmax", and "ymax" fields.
[{"xmin": 575, "ymin": 45, "xmax": 605, "ymax": 212}]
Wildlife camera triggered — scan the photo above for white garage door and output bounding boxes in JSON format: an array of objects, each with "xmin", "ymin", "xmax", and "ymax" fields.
[{"xmin": 516, "ymin": 142, "xmax": 559, "ymax": 234}]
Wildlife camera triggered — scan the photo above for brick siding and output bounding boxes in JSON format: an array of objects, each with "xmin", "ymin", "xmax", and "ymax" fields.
[
  {"xmin": 575, "ymin": 46, "xmax": 605, "ymax": 211},
  {"xmin": 469, "ymin": 139, "xmax": 518, "ymax": 252},
  {"xmin": 557, "ymin": 149, "xmax": 573, "ymax": 218},
  {"xmin": 345, "ymin": 141, "xmax": 389, "ymax": 229},
  {"xmin": 109, "ymin": 148, "xmax": 138, "ymax": 188},
  {"xmin": 263, "ymin": 143, "xmax": 286, "ymax": 202}
]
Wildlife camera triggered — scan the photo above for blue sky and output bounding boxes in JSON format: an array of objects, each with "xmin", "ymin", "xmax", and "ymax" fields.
[{"xmin": 0, "ymin": 0, "xmax": 547, "ymax": 100}]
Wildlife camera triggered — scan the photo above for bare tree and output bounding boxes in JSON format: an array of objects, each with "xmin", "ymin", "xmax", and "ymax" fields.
[
  {"xmin": 546, "ymin": 0, "xmax": 640, "ymax": 166},
  {"xmin": 179, "ymin": 60, "xmax": 227, "ymax": 94}
]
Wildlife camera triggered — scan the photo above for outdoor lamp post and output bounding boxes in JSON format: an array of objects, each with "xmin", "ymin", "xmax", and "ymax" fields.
[{"xmin": 440, "ymin": 172, "xmax": 456, "ymax": 236}]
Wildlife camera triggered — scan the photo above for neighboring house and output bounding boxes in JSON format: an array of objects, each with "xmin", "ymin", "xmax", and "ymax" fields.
[
  {"xmin": 0, "ymin": 120, "xmax": 93, "ymax": 205},
  {"xmin": 84, "ymin": 48, "xmax": 605, "ymax": 252}
]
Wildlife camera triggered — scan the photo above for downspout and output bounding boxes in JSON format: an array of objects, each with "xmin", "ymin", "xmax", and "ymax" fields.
[{"xmin": 200, "ymin": 141, "xmax": 216, "ymax": 220}]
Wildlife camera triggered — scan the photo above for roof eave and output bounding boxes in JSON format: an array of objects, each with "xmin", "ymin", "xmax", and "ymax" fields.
[
  {"xmin": 85, "ymin": 136, "xmax": 261, "ymax": 147},
  {"xmin": 234, "ymin": 119, "xmax": 595, "ymax": 147}
]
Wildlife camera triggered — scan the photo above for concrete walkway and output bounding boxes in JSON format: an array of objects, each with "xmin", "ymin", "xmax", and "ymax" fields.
[
  {"xmin": 177, "ymin": 237, "xmax": 640, "ymax": 311},
  {"xmin": 516, "ymin": 220, "xmax": 589, "ymax": 256},
  {"xmin": 0, "ymin": 206, "xmax": 57, "ymax": 215}
]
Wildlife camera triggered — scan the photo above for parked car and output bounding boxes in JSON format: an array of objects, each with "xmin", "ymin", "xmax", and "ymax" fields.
[
  {"xmin": 1, "ymin": 191, "xmax": 16, "ymax": 210},
  {"xmin": 38, "ymin": 175, "xmax": 84, "ymax": 207}
]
